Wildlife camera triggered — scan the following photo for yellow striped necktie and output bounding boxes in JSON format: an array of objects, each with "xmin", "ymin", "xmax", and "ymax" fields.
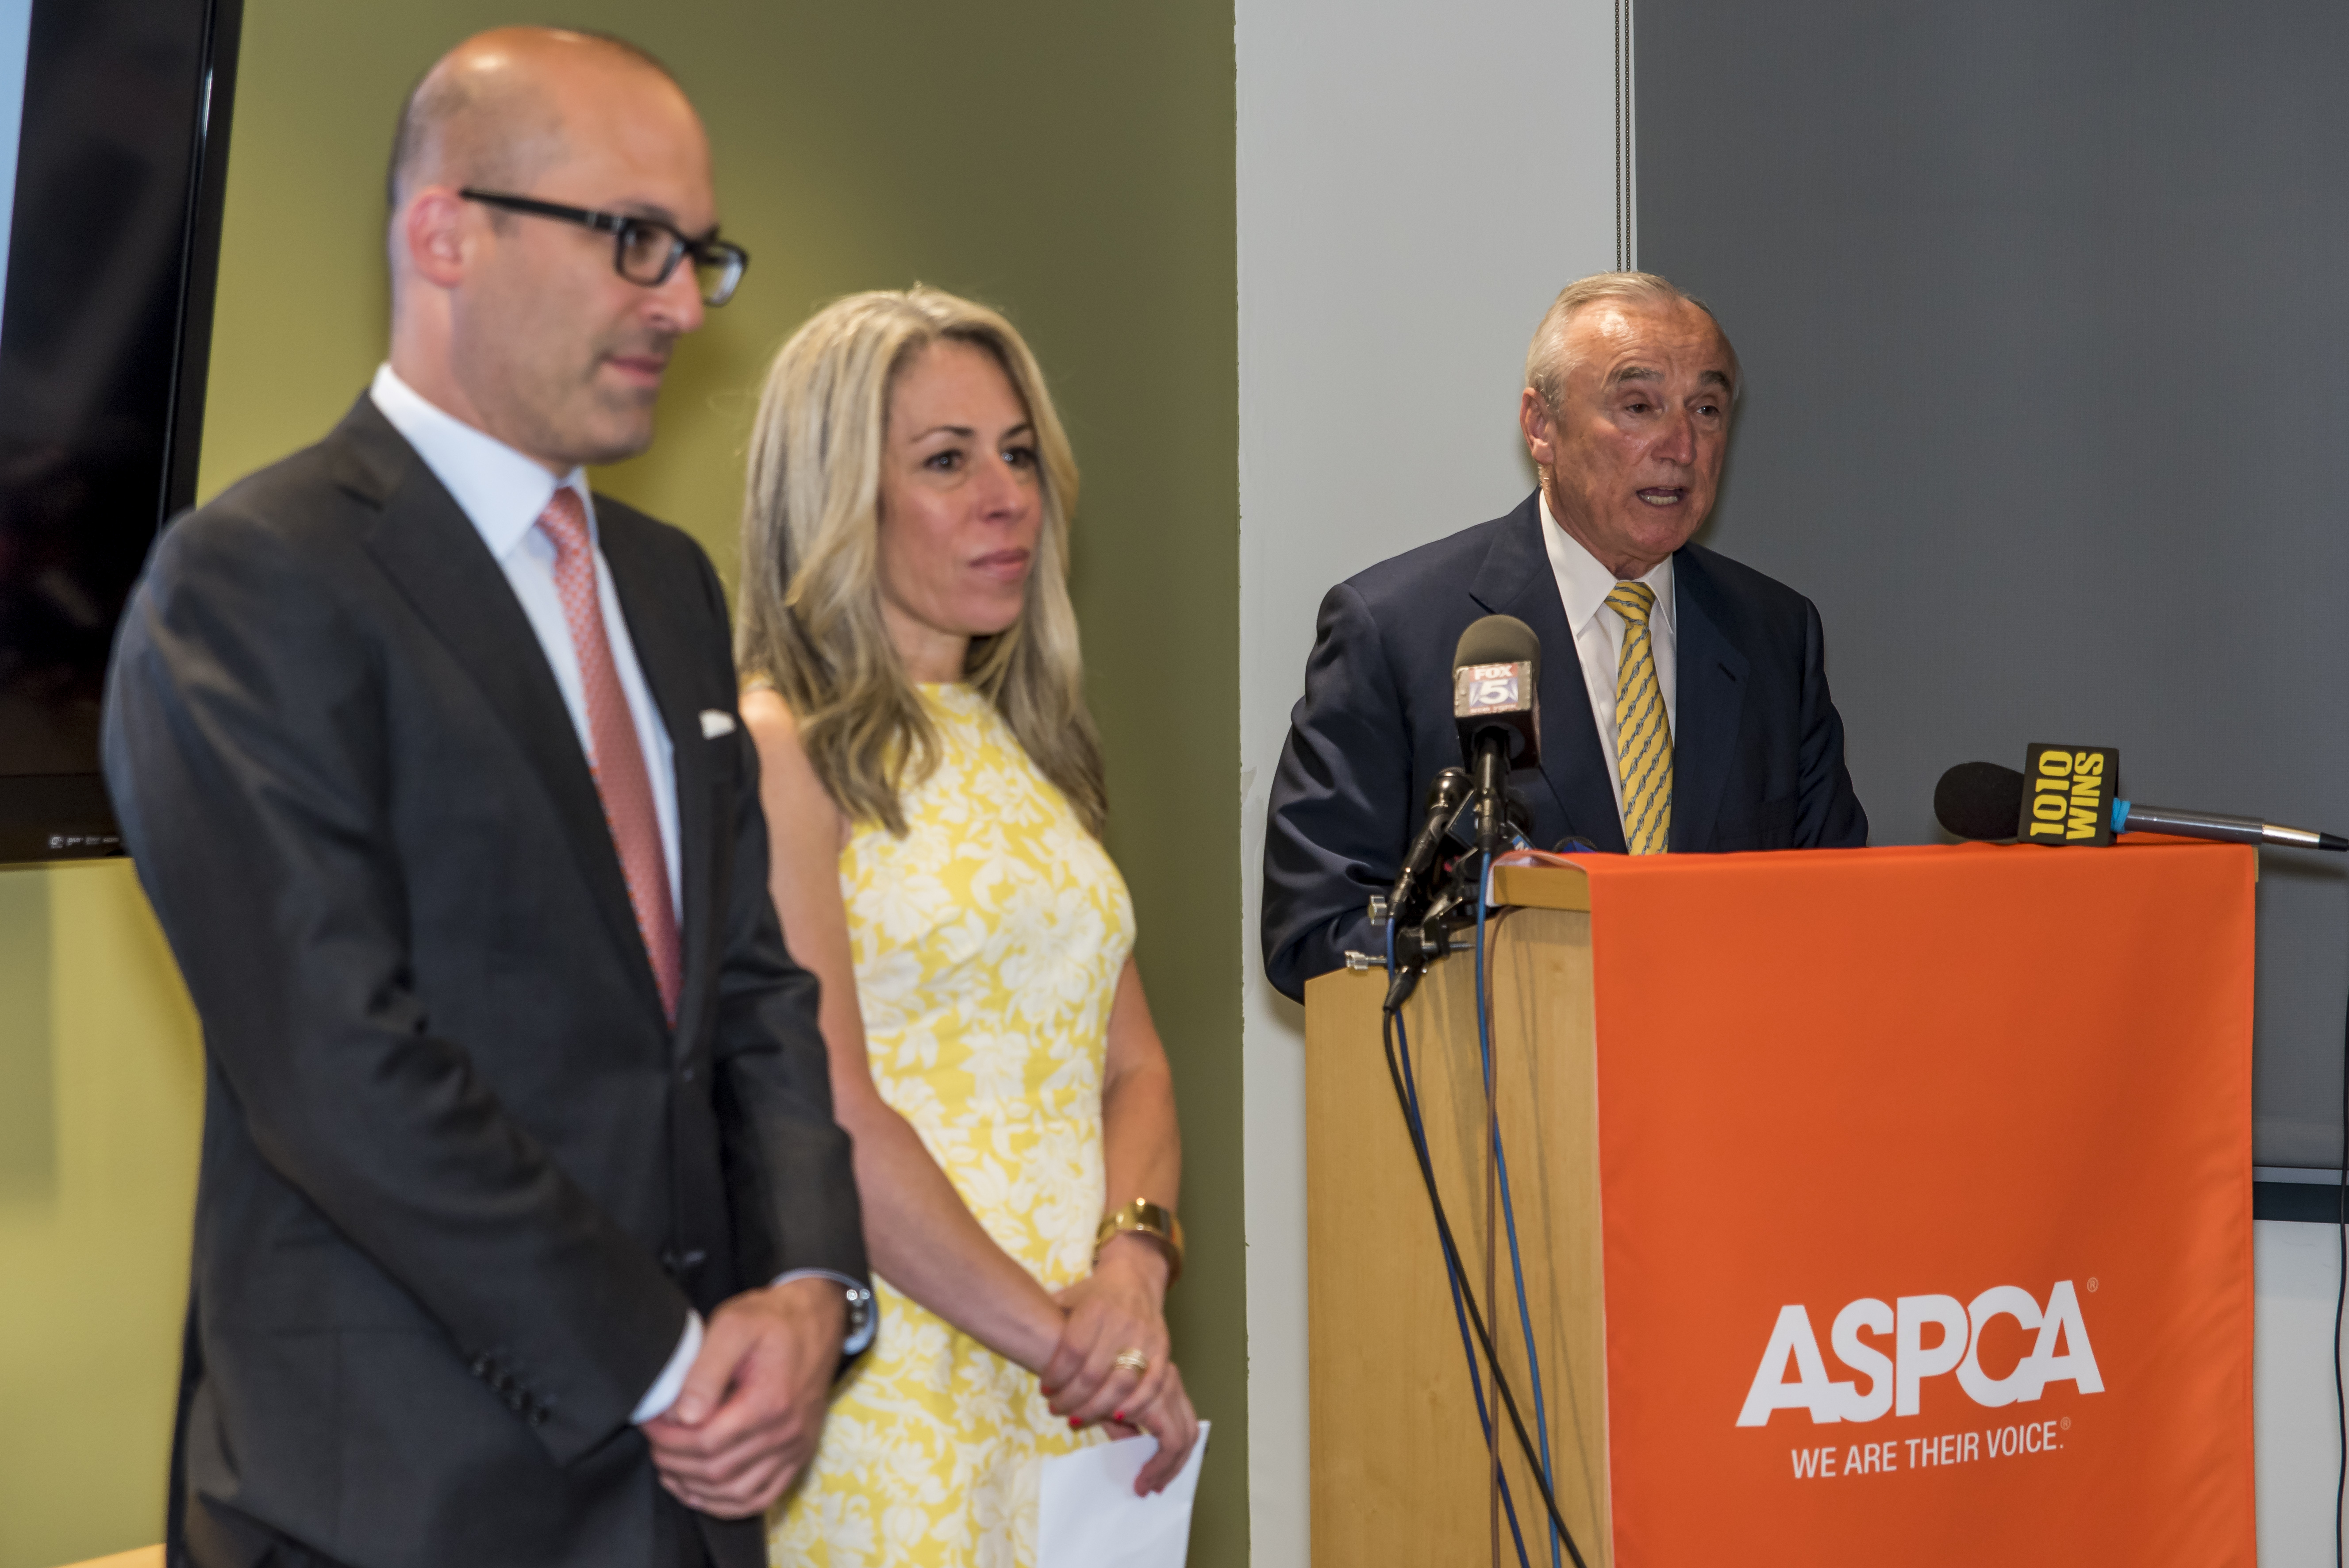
[{"xmin": 1606, "ymin": 581, "xmax": 1672, "ymax": 855}]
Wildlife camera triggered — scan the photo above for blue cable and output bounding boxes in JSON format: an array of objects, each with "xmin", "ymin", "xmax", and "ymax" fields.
[
  {"xmin": 1477, "ymin": 853, "xmax": 1563, "ymax": 1568},
  {"xmin": 1389, "ymin": 920, "xmax": 1533, "ymax": 1568}
]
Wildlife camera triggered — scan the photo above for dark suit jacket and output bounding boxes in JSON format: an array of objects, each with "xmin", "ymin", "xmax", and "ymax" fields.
[
  {"xmin": 1262, "ymin": 491, "xmax": 1868, "ymax": 1000},
  {"xmin": 101, "ymin": 397, "xmax": 867, "ymax": 1568}
]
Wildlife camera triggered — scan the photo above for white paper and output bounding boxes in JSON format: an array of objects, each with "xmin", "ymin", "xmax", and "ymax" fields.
[{"xmin": 1038, "ymin": 1420, "xmax": 1211, "ymax": 1568}]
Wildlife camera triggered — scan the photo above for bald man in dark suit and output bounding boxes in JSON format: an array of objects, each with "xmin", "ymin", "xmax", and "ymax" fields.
[{"xmin": 104, "ymin": 30, "xmax": 865, "ymax": 1568}]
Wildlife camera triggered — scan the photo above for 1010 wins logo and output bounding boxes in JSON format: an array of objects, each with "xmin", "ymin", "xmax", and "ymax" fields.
[{"xmin": 1736, "ymin": 1281, "xmax": 2103, "ymax": 1426}]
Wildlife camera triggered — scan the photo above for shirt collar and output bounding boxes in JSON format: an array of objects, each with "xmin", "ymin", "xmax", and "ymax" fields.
[
  {"xmin": 1538, "ymin": 488, "xmax": 1676, "ymax": 633},
  {"xmin": 369, "ymin": 363, "xmax": 592, "ymax": 560}
]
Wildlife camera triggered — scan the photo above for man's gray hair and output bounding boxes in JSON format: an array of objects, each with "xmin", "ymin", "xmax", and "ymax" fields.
[{"xmin": 1523, "ymin": 270, "xmax": 1741, "ymax": 409}]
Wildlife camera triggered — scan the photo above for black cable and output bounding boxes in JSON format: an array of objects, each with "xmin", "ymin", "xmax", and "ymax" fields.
[
  {"xmin": 1389, "ymin": 1005, "xmax": 1560, "ymax": 1564},
  {"xmin": 1388, "ymin": 1004, "xmax": 1533, "ymax": 1568},
  {"xmin": 1383, "ymin": 1003, "xmax": 1592, "ymax": 1568},
  {"xmin": 1387, "ymin": 1003, "xmax": 1532, "ymax": 1568},
  {"xmin": 1386, "ymin": 917, "xmax": 1534, "ymax": 1568}
]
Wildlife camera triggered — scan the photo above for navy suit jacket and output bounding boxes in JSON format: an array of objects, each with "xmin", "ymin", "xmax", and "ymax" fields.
[{"xmin": 1261, "ymin": 491, "xmax": 1868, "ymax": 1000}]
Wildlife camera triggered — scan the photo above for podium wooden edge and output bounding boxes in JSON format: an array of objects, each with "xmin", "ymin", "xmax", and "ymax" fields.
[{"xmin": 1490, "ymin": 862, "xmax": 1589, "ymax": 911}]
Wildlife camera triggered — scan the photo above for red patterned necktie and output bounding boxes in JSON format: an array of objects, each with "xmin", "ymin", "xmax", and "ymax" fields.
[{"xmin": 536, "ymin": 488, "xmax": 682, "ymax": 1022}]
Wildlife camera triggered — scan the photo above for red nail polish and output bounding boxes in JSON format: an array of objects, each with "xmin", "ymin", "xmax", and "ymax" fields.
[
  {"xmin": 1068, "ymin": 1416, "xmax": 1080, "ymax": 1429},
  {"xmin": 1112, "ymin": 1409, "xmax": 1125, "ymax": 1423}
]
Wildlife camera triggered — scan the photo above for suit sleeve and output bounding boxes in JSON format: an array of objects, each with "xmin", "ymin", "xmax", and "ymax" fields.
[
  {"xmin": 1792, "ymin": 595, "xmax": 1869, "ymax": 849},
  {"xmin": 1261, "ymin": 581, "xmax": 1418, "ymax": 1002},
  {"xmin": 691, "ymin": 552, "xmax": 869, "ymax": 1296},
  {"xmin": 101, "ymin": 511, "xmax": 690, "ymax": 1467}
]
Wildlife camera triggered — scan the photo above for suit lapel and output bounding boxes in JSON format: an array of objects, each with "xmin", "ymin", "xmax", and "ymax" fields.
[
  {"xmin": 1469, "ymin": 495, "xmax": 1625, "ymax": 853},
  {"xmin": 331, "ymin": 399, "xmax": 669, "ymax": 1027},
  {"xmin": 1668, "ymin": 550, "xmax": 1750, "ymax": 853},
  {"xmin": 599, "ymin": 512, "xmax": 716, "ymax": 1057}
]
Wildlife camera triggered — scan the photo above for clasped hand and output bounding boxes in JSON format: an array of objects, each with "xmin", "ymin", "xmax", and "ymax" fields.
[
  {"xmin": 1038, "ymin": 1235, "xmax": 1200, "ymax": 1494},
  {"xmin": 643, "ymin": 1276, "xmax": 845, "ymax": 1519}
]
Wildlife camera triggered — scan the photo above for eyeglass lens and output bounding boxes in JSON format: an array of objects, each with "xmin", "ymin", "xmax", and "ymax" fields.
[
  {"xmin": 617, "ymin": 222, "xmax": 677, "ymax": 285},
  {"xmin": 691, "ymin": 251, "xmax": 743, "ymax": 307},
  {"xmin": 615, "ymin": 220, "xmax": 742, "ymax": 305}
]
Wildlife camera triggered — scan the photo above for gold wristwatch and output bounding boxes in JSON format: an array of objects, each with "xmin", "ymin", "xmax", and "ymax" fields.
[{"xmin": 1094, "ymin": 1198, "xmax": 1184, "ymax": 1285}]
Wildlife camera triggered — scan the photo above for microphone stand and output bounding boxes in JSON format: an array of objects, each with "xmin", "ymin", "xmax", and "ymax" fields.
[
  {"xmin": 1380, "ymin": 733, "xmax": 1519, "ymax": 1010},
  {"xmin": 1471, "ymin": 729, "xmax": 1513, "ymax": 857}
]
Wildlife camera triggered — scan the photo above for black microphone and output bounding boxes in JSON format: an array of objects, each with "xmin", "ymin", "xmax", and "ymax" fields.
[
  {"xmin": 1453, "ymin": 615, "xmax": 1542, "ymax": 854},
  {"xmin": 1389, "ymin": 766, "xmax": 1471, "ymax": 930},
  {"xmin": 1934, "ymin": 761, "xmax": 2031, "ymax": 842},
  {"xmin": 1933, "ymin": 761, "xmax": 2349, "ymax": 852}
]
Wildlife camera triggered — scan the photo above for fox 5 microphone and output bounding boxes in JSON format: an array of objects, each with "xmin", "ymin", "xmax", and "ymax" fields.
[{"xmin": 1453, "ymin": 615, "xmax": 1542, "ymax": 855}]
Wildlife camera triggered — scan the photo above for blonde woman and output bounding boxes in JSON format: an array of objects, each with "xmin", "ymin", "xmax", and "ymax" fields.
[{"xmin": 738, "ymin": 287, "xmax": 1198, "ymax": 1565}]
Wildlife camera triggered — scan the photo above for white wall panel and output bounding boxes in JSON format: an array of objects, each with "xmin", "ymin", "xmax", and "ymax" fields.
[
  {"xmin": 2258, "ymin": 1219, "xmax": 2348, "ymax": 1565},
  {"xmin": 1235, "ymin": 4, "xmax": 1622, "ymax": 1557}
]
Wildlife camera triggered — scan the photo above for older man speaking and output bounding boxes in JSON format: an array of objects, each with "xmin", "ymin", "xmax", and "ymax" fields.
[
  {"xmin": 1261, "ymin": 271, "xmax": 1868, "ymax": 1000},
  {"xmin": 104, "ymin": 29, "xmax": 865, "ymax": 1568}
]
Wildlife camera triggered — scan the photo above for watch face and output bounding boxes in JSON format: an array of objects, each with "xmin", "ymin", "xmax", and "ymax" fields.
[{"xmin": 842, "ymin": 1285, "xmax": 877, "ymax": 1351}]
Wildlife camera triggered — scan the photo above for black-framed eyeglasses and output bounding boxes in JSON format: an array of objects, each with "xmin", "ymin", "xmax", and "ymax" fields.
[{"xmin": 460, "ymin": 188, "xmax": 749, "ymax": 307}]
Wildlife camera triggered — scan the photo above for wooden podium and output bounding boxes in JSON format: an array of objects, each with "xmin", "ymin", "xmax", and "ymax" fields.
[
  {"xmin": 1307, "ymin": 862, "xmax": 1610, "ymax": 1564},
  {"xmin": 1303, "ymin": 845, "xmax": 2258, "ymax": 1568}
]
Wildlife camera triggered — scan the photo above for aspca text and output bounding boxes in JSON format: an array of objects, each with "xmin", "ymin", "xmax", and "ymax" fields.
[{"xmin": 1737, "ymin": 1281, "xmax": 2102, "ymax": 1427}]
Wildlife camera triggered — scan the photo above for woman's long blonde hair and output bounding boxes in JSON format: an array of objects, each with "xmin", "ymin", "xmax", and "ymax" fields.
[{"xmin": 735, "ymin": 286, "xmax": 1107, "ymax": 838}]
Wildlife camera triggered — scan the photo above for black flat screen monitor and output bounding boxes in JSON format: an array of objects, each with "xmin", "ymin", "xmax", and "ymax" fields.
[{"xmin": 0, "ymin": 0, "xmax": 240, "ymax": 861}]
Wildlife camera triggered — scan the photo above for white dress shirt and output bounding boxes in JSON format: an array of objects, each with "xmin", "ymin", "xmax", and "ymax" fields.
[
  {"xmin": 369, "ymin": 366, "xmax": 869, "ymax": 1423},
  {"xmin": 369, "ymin": 364, "xmax": 681, "ymax": 917},
  {"xmin": 1538, "ymin": 489, "xmax": 1678, "ymax": 836}
]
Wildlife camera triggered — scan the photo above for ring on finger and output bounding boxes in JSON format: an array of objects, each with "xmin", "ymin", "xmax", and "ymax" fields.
[{"xmin": 1113, "ymin": 1347, "xmax": 1150, "ymax": 1375}]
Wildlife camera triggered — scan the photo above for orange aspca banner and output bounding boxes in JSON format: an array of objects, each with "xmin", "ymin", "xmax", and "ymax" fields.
[{"xmin": 1580, "ymin": 839, "xmax": 2255, "ymax": 1566}]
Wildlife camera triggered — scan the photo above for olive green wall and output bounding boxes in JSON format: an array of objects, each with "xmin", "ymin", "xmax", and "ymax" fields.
[
  {"xmin": 0, "ymin": 3, "xmax": 1240, "ymax": 1564},
  {"xmin": 0, "ymin": 862, "xmax": 206, "ymax": 1568}
]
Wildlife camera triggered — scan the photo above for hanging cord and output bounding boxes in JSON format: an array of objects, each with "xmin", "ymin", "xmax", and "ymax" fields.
[
  {"xmin": 1382, "ymin": 927, "xmax": 1592, "ymax": 1568},
  {"xmin": 1483, "ymin": 892, "xmax": 1501, "ymax": 1568},
  {"xmin": 1476, "ymin": 860, "xmax": 1564, "ymax": 1568},
  {"xmin": 1386, "ymin": 921, "xmax": 1533, "ymax": 1568}
]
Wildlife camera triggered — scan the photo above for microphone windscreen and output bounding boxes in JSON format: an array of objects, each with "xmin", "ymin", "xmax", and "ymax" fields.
[
  {"xmin": 1454, "ymin": 614, "xmax": 1541, "ymax": 679},
  {"xmin": 1934, "ymin": 761, "xmax": 2026, "ymax": 841}
]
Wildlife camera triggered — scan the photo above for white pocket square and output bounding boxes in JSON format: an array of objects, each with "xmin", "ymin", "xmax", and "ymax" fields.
[{"xmin": 700, "ymin": 709, "xmax": 738, "ymax": 739}]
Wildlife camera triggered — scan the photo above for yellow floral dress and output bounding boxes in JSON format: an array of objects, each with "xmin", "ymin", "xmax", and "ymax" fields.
[{"xmin": 769, "ymin": 683, "xmax": 1130, "ymax": 1568}]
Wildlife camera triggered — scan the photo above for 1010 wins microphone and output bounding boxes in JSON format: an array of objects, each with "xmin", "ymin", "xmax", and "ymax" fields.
[
  {"xmin": 1934, "ymin": 759, "xmax": 2349, "ymax": 852},
  {"xmin": 1453, "ymin": 615, "xmax": 1542, "ymax": 854}
]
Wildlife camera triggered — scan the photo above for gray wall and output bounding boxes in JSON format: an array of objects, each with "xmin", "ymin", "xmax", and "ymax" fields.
[{"xmin": 1638, "ymin": 0, "xmax": 2349, "ymax": 1167}]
